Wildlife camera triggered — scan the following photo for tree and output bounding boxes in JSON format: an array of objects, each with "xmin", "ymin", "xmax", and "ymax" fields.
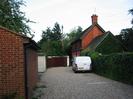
[
  {"xmin": 129, "ymin": 8, "xmax": 133, "ymax": 25},
  {"xmin": 38, "ymin": 24, "xmax": 83, "ymax": 55},
  {"xmin": 42, "ymin": 27, "xmax": 52, "ymax": 41},
  {"xmin": 66, "ymin": 26, "xmax": 82, "ymax": 43},
  {"xmin": 41, "ymin": 22, "xmax": 64, "ymax": 41},
  {"xmin": 121, "ymin": 28, "xmax": 133, "ymax": 51},
  {"xmin": 0, "ymin": 0, "xmax": 33, "ymax": 36},
  {"xmin": 38, "ymin": 22, "xmax": 65, "ymax": 55},
  {"xmin": 52, "ymin": 22, "xmax": 63, "ymax": 40},
  {"xmin": 63, "ymin": 26, "xmax": 83, "ymax": 54},
  {"xmin": 116, "ymin": 8, "xmax": 133, "ymax": 52},
  {"xmin": 116, "ymin": 28, "xmax": 133, "ymax": 51}
]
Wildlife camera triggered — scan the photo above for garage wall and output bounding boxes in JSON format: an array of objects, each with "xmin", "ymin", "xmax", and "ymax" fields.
[
  {"xmin": 0, "ymin": 27, "xmax": 25, "ymax": 98},
  {"xmin": 25, "ymin": 48, "xmax": 38, "ymax": 99},
  {"xmin": 46, "ymin": 56, "xmax": 69, "ymax": 68}
]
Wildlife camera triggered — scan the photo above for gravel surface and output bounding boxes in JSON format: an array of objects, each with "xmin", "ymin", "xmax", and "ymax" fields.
[{"xmin": 40, "ymin": 67, "xmax": 133, "ymax": 99}]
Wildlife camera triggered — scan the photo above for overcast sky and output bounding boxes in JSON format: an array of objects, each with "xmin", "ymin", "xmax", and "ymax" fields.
[{"xmin": 23, "ymin": 0, "xmax": 133, "ymax": 41}]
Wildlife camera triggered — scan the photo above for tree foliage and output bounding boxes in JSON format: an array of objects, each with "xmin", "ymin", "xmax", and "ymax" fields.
[
  {"xmin": 0, "ymin": 0, "xmax": 33, "ymax": 36},
  {"xmin": 38, "ymin": 22, "xmax": 65, "ymax": 56},
  {"xmin": 64, "ymin": 26, "xmax": 82, "ymax": 48},
  {"xmin": 41, "ymin": 22, "xmax": 63, "ymax": 41},
  {"xmin": 116, "ymin": 28, "xmax": 133, "ymax": 51},
  {"xmin": 38, "ymin": 24, "xmax": 83, "ymax": 55},
  {"xmin": 63, "ymin": 26, "xmax": 83, "ymax": 54},
  {"xmin": 52, "ymin": 22, "xmax": 63, "ymax": 40},
  {"xmin": 41, "ymin": 27, "xmax": 52, "ymax": 41},
  {"xmin": 66, "ymin": 26, "xmax": 82, "ymax": 43},
  {"xmin": 129, "ymin": 8, "xmax": 133, "ymax": 25},
  {"xmin": 116, "ymin": 8, "xmax": 133, "ymax": 52}
]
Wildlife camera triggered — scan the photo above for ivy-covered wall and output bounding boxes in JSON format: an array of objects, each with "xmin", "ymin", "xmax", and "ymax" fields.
[{"xmin": 96, "ymin": 33, "xmax": 124, "ymax": 54}]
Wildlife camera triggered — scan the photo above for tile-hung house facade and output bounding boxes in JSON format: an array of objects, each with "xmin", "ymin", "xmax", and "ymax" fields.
[
  {"xmin": 71, "ymin": 14, "xmax": 125, "ymax": 57},
  {"xmin": 0, "ymin": 26, "xmax": 39, "ymax": 99}
]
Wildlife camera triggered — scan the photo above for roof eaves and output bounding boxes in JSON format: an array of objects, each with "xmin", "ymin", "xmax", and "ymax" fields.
[
  {"xmin": 70, "ymin": 23, "xmax": 106, "ymax": 45},
  {"xmin": 80, "ymin": 23, "xmax": 106, "ymax": 40},
  {"xmin": 80, "ymin": 25, "xmax": 93, "ymax": 39},
  {"xmin": 0, "ymin": 25, "xmax": 29, "ymax": 39},
  {"xmin": 87, "ymin": 32, "xmax": 109, "ymax": 50},
  {"xmin": 24, "ymin": 39, "xmax": 40, "ymax": 50},
  {"xmin": 70, "ymin": 38, "xmax": 81, "ymax": 45},
  {"xmin": 105, "ymin": 31, "xmax": 127, "ymax": 50},
  {"xmin": 95, "ymin": 23, "xmax": 106, "ymax": 33},
  {"xmin": 94, "ymin": 32, "xmax": 109, "ymax": 49},
  {"xmin": 0, "ymin": 25, "xmax": 40, "ymax": 50},
  {"xmin": 30, "ymin": 38, "xmax": 40, "ymax": 50}
]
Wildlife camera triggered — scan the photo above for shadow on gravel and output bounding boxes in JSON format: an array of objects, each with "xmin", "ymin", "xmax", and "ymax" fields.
[{"xmin": 73, "ymin": 71, "xmax": 92, "ymax": 73}]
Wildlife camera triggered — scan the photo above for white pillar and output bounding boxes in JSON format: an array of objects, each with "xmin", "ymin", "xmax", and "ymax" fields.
[
  {"xmin": 38, "ymin": 56, "xmax": 46, "ymax": 72},
  {"xmin": 67, "ymin": 56, "xmax": 69, "ymax": 67}
]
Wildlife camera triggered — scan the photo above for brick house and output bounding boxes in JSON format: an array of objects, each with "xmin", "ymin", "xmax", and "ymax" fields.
[
  {"xmin": 0, "ymin": 26, "xmax": 39, "ymax": 99},
  {"xmin": 71, "ymin": 14, "xmax": 125, "ymax": 57}
]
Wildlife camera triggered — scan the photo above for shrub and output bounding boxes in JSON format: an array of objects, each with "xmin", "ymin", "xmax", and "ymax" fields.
[
  {"xmin": 86, "ymin": 51, "xmax": 101, "ymax": 59},
  {"xmin": 80, "ymin": 48, "xmax": 90, "ymax": 56},
  {"xmin": 0, "ymin": 92, "xmax": 17, "ymax": 99},
  {"xmin": 93, "ymin": 52, "xmax": 133, "ymax": 85},
  {"xmin": 80, "ymin": 48, "xmax": 100, "ymax": 59}
]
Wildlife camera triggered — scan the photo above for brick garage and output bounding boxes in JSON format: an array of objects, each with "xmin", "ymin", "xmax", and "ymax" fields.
[{"xmin": 0, "ymin": 26, "xmax": 39, "ymax": 99}]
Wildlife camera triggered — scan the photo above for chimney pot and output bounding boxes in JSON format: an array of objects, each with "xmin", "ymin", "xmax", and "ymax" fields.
[{"xmin": 91, "ymin": 14, "xmax": 98, "ymax": 24}]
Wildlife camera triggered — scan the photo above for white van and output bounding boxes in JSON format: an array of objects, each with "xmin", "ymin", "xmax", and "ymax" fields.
[{"xmin": 72, "ymin": 56, "xmax": 92, "ymax": 72}]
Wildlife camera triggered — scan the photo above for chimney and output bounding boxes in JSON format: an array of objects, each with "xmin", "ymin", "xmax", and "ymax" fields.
[{"xmin": 91, "ymin": 14, "xmax": 98, "ymax": 24}]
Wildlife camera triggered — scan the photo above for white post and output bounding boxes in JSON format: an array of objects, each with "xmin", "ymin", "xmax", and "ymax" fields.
[
  {"xmin": 38, "ymin": 56, "xmax": 46, "ymax": 72},
  {"xmin": 67, "ymin": 56, "xmax": 69, "ymax": 67}
]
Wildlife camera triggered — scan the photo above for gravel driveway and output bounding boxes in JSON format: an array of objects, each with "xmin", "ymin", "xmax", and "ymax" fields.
[{"xmin": 40, "ymin": 67, "xmax": 133, "ymax": 99}]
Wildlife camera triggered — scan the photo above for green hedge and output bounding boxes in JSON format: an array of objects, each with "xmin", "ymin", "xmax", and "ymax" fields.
[
  {"xmin": 93, "ymin": 53, "xmax": 133, "ymax": 85},
  {"xmin": 80, "ymin": 50, "xmax": 100, "ymax": 59},
  {"xmin": 0, "ymin": 92, "xmax": 17, "ymax": 99}
]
